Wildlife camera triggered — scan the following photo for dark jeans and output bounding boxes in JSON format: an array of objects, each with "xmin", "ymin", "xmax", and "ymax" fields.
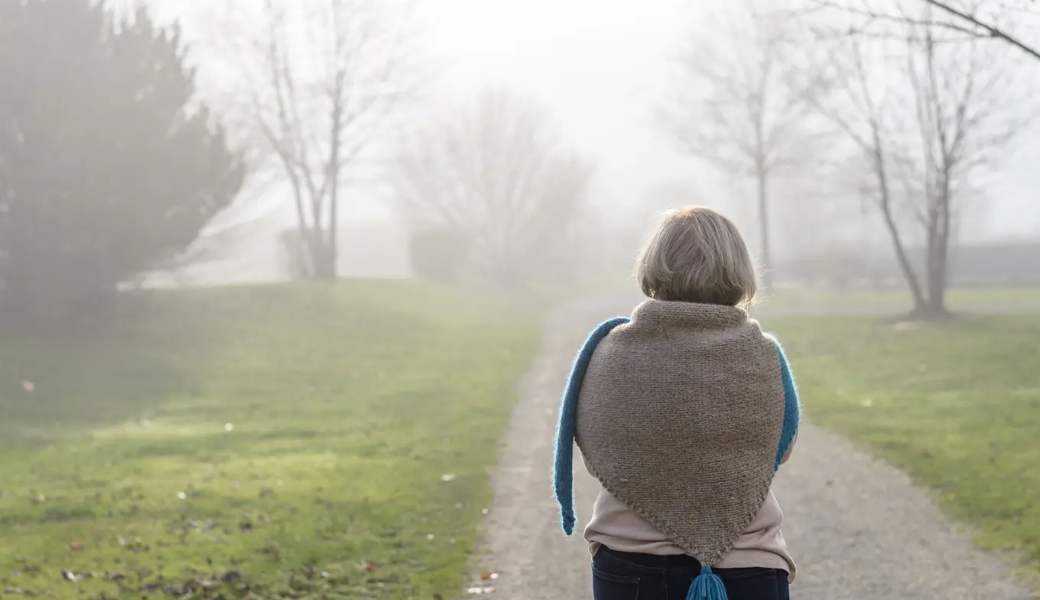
[{"xmin": 592, "ymin": 547, "xmax": 790, "ymax": 600}]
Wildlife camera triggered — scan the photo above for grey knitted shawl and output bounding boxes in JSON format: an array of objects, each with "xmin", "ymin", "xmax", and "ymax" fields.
[{"xmin": 574, "ymin": 300, "xmax": 785, "ymax": 567}]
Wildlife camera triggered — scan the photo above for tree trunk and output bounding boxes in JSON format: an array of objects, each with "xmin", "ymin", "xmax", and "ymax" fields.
[
  {"xmin": 923, "ymin": 185, "xmax": 953, "ymax": 319},
  {"xmin": 925, "ymin": 247, "xmax": 948, "ymax": 317},
  {"xmin": 327, "ymin": 192, "xmax": 338, "ymax": 280},
  {"xmin": 872, "ymin": 156, "xmax": 927, "ymax": 314},
  {"xmin": 325, "ymin": 102, "xmax": 343, "ymax": 282},
  {"xmin": 281, "ymin": 160, "xmax": 321, "ymax": 280},
  {"xmin": 756, "ymin": 164, "xmax": 773, "ymax": 291},
  {"xmin": 311, "ymin": 236, "xmax": 336, "ymax": 280}
]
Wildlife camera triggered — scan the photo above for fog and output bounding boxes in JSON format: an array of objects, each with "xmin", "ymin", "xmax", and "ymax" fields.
[
  {"xmin": 124, "ymin": 0, "xmax": 1040, "ymax": 288},
  {"xmin": 2, "ymin": 1, "xmax": 1040, "ymax": 598}
]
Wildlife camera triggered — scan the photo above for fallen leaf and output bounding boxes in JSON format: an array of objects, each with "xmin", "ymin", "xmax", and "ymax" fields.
[{"xmin": 68, "ymin": 542, "xmax": 85, "ymax": 551}]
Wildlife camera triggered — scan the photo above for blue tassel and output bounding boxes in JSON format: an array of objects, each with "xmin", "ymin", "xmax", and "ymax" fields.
[{"xmin": 686, "ymin": 566, "xmax": 728, "ymax": 600}]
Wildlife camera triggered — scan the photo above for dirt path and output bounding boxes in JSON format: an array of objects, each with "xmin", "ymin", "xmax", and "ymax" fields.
[{"xmin": 473, "ymin": 298, "xmax": 1033, "ymax": 600}]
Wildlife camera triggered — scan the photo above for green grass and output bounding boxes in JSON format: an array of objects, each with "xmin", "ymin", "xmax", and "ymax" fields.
[
  {"xmin": 0, "ymin": 281, "xmax": 541, "ymax": 599},
  {"xmin": 761, "ymin": 286, "xmax": 1040, "ymax": 312},
  {"xmin": 768, "ymin": 315, "xmax": 1040, "ymax": 576}
]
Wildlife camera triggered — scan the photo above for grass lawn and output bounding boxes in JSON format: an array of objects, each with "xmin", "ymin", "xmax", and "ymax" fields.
[
  {"xmin": 761, "ymin": 286, "xmax": 1040, "ymax": 312},
  {"xmin": 768, "ymin": 314, "xmax": 1040, "ymax": 576},
  {"xmin": 0, "ymin": 281, "xmax": 541, "ymax": 599}
]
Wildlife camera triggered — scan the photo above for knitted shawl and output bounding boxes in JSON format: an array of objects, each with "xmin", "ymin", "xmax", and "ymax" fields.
[{"xmin": 553, "ymin": 300, "xmax": 799, "ymax": 599}]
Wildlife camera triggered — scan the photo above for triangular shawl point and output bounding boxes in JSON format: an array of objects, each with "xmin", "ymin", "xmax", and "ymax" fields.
[{"xmin": 575, "ymin": 300, "xmax": 786, "ymax": 566}]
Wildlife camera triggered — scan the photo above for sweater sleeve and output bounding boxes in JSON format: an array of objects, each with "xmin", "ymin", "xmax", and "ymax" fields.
[{"xmin": 774, "ymin": 340, "xmax": 801, "ymax": 471}]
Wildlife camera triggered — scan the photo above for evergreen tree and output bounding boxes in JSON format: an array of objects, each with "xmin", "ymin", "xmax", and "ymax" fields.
[{"xmin": 0, "ymin": 0, "xmax": 244, "ymax": 328}]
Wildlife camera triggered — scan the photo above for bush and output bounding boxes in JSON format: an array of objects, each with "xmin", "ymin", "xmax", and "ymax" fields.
[{"xmin": 408, "ymin": 228, "xmax": 472, "ymax": 283}]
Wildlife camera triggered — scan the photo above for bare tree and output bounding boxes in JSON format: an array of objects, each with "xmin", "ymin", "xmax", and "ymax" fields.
[
  {"xmin": 391, "ymin": 88, "xmax": 594, "ymax": 285},
  {"xmin": 804, "ymin": 15, "xmax": 1032, "ymax": 317},
  {"xmin": 902, "ymin": 22, "xmax": 1032, "ymax": 314},
  {"xmin": 197, "ymin": 0, "xmax": 422, "ymax": 280},
  {"xmin": 810, "ymin": 0, "xmax": 1040, "ymax": 61},
  {"xmin": 659, "ymin": 0, "xmax": 829, "ymax": 290}
]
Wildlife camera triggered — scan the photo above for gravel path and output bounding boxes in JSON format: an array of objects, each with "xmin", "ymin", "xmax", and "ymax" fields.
[{"xmin": 472, "ymin": 298, "xmax": 1034, "ymax": 600}]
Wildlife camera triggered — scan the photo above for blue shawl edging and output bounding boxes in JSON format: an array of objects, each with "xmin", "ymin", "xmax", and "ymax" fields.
[
  {"xmin": 553, "ymin": 316, "xmax": 630, "ymax": 535},
  {"xmin": 774, "ymin": 340, "xmax": 801, "ymax": 471}
]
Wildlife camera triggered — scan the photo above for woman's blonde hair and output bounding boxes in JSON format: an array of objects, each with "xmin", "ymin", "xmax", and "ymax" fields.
[{"xmin": 636, "ymin": 207, "xmax": 758, "ymax": 307}]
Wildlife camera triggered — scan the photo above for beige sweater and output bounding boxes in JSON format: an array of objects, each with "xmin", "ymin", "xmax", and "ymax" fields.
[{"xmin": 583, "ymin": 435, "xmax": 797, "ymax": 582}]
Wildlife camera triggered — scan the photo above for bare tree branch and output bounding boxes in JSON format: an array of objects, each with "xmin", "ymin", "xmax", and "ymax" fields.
[
  {"xmin": 921, "ymin": 0, "xmax": 1040, "ymax": 60},
  {"xmin": 810, "ymin": 0, "xmax": 1040, "ymax": 60}
]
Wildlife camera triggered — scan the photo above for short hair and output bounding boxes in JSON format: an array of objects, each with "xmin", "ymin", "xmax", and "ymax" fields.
[{"xmin": 636, "ymin": 207, "xmax": 758, "ymax": 306}]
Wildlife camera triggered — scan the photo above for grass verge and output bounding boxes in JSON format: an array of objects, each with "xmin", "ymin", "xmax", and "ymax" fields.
[
  {"xmin": 0, "ymin": 281, "xmax": 541, "ymax": 600},
  {"xmin": 768, "ymin": 315, "xmax": 1040, "ymax": 578}
]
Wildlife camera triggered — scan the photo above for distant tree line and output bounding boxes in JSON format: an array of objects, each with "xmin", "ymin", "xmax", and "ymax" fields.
[{"xmin": 7, "ymin": 0, "xmax": 1027, "ymax": 330}]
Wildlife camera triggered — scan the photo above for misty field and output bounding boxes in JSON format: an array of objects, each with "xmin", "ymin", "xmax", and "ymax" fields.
[
  {"xmin": 771, "ymin": 315, "xmax": 1040, "ymax": 575},
  {"xmin": 0, "ymin": 282, "xmax": 540, "ymax": 600}
]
